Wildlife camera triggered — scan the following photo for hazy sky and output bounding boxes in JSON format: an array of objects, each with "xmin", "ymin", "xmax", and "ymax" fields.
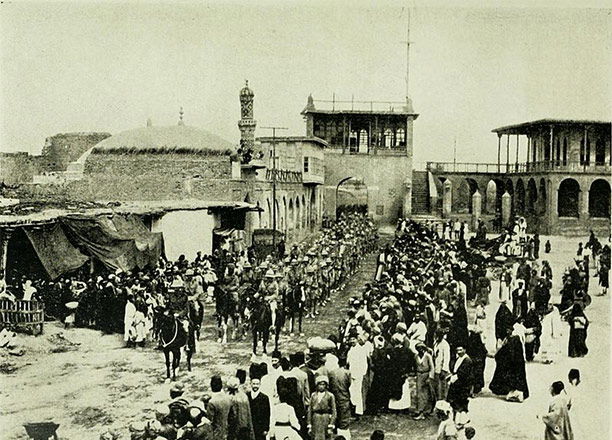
[{"xmin": 1, "ymin": 1, "xmax": 610, "ymax": 165}]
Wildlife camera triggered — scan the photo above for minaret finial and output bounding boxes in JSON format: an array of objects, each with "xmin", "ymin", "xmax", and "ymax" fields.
[{"xmin": 178, "ymin": 106, "xmax": 184, "ymax": 126}]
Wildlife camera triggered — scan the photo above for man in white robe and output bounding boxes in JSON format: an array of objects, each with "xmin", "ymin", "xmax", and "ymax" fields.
[{"xmin": 124, "ymin": 296, "xmax": 137, "ymax": 343}]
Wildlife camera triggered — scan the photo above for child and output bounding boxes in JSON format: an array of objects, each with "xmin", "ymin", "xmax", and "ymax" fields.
[
  {"xmin": 434, "ymin": 400, "xmax": 457, "ymax": 440},
  {"xmin": 544, "ymin": 240, "xmax": 551, "ymax": 254}
]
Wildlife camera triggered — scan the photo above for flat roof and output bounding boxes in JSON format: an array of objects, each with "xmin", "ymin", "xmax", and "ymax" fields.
[
  {"xmin": 256, "ymin": 136, "xmax": 329, "ymax": 148},
  {"xmin": 492, "ymin": 119, "xmax": 611, "ymax": 135},
  {"xmin": 0, "ymin": 199, "xmax": 257, "ymax": 227},
  {"xmin": 301, "ymin": 109, "xmax": 418, "ymax": 118}
]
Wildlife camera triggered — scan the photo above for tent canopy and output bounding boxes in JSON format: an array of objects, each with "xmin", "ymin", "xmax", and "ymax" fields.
[
  {"xmin": 61, "ymin": 214, "xmax": 163, "ymax": 272},
  {"xmin": 24, "ymin": 223, "xmax": 89, "ymax": 279}
]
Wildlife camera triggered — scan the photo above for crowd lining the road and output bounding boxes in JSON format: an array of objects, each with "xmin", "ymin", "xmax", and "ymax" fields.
[{"xmin": 2, "ymin": 211, "xmax": 609, "ymax": 440}]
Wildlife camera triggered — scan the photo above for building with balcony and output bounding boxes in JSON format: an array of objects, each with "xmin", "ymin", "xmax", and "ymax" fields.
[
  {"xmin": 249, "ymin": 136, "xmax": 326, "ymax": 242},
  {"xmin": 301, "ymin": 94, "xmax": 418, "ymax": 222},
  {"xmin": 421, "ymin": 119, "xmax": 611, "ymax": 236}
]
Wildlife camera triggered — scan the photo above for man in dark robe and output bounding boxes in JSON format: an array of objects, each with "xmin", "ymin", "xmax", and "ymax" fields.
[
  {"xmin": 511, "ymin": 280, "xmax": 528, "ymax": 320},
  {"xmin": 489, "ymin": 328, "xmax": 529, "ymax": 400},
  {"xmin": 447, "ymin": 345, "xmax": 473, "ymax": 426},
  {"xmin": 328, "ymin": 357, "xmax": 352, "ymax": 437},
  {"xmin": 366, "ymin": 337, "xmax": 392, "ymax": 414},
  {"xmin": 207, "ymin": 375, "xmax": 232, "ymax": 440},
  {"xmin": 523, "ymin": 305, "xmax": 542, "ymax": 361},
  {"xmin": 248, "ymin": 377, "xmax": 270, "ymax": 440},
  {"xmin": 448, "ymin": 300, "xmax": 468, "ymax": 354},
  {"xmin": 227, "ymin": 377, "xmax": 255, "ymax": 440}
]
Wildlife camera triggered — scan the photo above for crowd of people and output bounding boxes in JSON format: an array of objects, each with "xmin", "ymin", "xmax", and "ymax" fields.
[
  {"xmin": 2, "ymin": 209, "xmax": 609, "ymax": 440},
  {"xmin": 0, "ymin": 213, "xmax": 378, "ymax": 350}
]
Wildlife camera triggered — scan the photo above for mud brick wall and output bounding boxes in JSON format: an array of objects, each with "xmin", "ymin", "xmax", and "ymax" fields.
[
  {"xmin": 68, "ymin": 153, "xmax": 236, "ymax": 201},
  {"xmin": 40, "ymin": 132, "xmax": 111, "ymax": 171},
  {"xmin": 0, "ymin": 152, "xmax": 40, "ymax": 185}
]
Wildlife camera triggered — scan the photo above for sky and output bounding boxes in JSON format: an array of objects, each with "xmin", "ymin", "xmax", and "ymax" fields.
[{"xmin": 1, "ymin": 0, "xmax": 610, "ymax": 166}]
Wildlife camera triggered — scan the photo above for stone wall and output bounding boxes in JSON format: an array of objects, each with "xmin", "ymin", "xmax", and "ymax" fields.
[
  {"xmin": 323, "ymin": 150, "xmax": 412, "ymax": 223},
  {"xmin": 0, "ymin": 152, "xmax": 41, "ymax": 185},
  {"xmin": 40, "ymin": 132, "xmax": 111, "ymax": 171}
]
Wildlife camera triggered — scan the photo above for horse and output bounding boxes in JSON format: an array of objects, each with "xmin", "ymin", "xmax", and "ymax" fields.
[
  {"xmin": 158, "ymin": 311, "xmax": 195, "ymax": 380},
  {"xmin": 285, "ymin": 283, "xmax": 305, "ymax": 335},
  {"xmin": 213, "ymin": 284, "xmax": 242, "ymax": 344},
  {"xmin": 187, "ymin": 299, "xmax": 204, "ymax": 341},
  {"xmin": 247, "ymin": 295, "xmax": 285, "ymax": 355}
]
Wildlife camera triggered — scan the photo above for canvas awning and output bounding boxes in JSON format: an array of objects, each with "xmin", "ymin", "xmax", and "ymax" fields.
[
  {"xmin": 23, "ymin": 223, "xmax": 89, "ymax": 279},
  {"xmin": 61, "ymin": 214, "xmax": 163, "ymax": 272}
]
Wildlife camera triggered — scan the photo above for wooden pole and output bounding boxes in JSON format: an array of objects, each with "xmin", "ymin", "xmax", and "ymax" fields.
[
  {"xmin": 506, "ymin": 134, "xmax": 510, "ymax": 171},
  {"xmin": 497, "ymin": 135, "xmax": 501, "ymax": 172}
]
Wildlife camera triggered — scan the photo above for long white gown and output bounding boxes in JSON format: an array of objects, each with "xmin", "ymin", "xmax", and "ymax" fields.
[{"xmin": 270, "ymin": 402, "xmax": 302, "ymax": 440}]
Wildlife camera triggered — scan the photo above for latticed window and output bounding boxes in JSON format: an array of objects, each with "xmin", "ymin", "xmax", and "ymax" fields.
[
  {"xmin": 384, "ymin": 129, "xmax": 394, "ymax": 148},
  {"xmin": 359, "ymin": 130, "xmax": 368, "ymax": 148},
  {"xmin": 349, "ymin": 131, "xmax": 358, "ymax": 152},
  {"xmin": 396, "ymin": 128, "xmax": 406, "ymax": 146}
]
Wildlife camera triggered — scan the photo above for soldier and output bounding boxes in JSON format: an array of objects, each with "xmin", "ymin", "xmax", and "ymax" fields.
[
  {"xmin": 260, "ymin": 269, "xmax": 280, "ymax": 329},
  {"xmin": 304, "ymin": 257, "xmax": 319, "ymax": 318},
  {"xmin": 286, "ymin": 259, "xmax": 305, "ymax": 335}
]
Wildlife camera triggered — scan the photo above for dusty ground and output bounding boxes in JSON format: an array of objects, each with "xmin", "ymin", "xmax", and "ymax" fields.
[{"xmin": 1, "ymin": 231, "xmax": 609, "ymax": 440}]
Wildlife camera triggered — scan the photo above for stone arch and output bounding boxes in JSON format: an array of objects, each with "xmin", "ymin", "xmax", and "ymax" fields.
[
  {"xmin": 489, "ymin": 178, "xmax": 505, "ymax": 217},
  {"xmin": 301, "ymin": 195, "xmax": 307, "ymax": 228},
  {"xmin": 516, "ymin": 179, "xmax": 526, "ymax": 215},
  {"xmin": 310, "ymin": 190, "xmax": 317, "ymax": 230},
  {"xmin": 274, "ymin": 199, "xmax": 281, "ymax": 231},
  {"xmin": 526, "ymin": 178, "xmax": 537, "ymax": 215},
  {"xmin": 558, "ymin": 178, "xmax": 580, "ymax": 218},
  {"xmin": 485, "ymin": 179, "xmax": 497, "ymax": 214},
  {"xmin": 295, "ymin": 196, "xmax": 302, "ymax": 229},
  {"xmin": 589, "ymin": 179, "xmax": 611, "ymax": 218},
  {"xmin": 505, "ymin": 179, "xmax": 514, "ymax": 216},
  {"xmin": 455, "ymin": 179, "xmax": 471, "ymax": 214},
  {"xmin": 537, "ymin": 178, "xmax": 547, "ymax": 216},
  {"xmin": 266, "ymin": 198, "xmax": 272, "ymax": 228},
  {"xmin": 288, "ymin": 198, "xmax": 294, "ymax": 230},
  {"xmin": 282, "ymin": 196, "xmax": 288, "ymax": 233}
]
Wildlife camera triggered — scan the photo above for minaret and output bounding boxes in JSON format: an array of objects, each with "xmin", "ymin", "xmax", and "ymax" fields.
[{"xmin": 238, "ymin": 80, "xmax": 257, "ymax": 163}]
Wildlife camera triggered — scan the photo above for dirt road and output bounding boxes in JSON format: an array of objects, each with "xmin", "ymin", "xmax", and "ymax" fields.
[{"xmin": 1, "ymin": 232, "xmax": 608, "ymax": 440}]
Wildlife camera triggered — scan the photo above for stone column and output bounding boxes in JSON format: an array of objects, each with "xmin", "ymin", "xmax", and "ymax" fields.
[
  {"xmin": 579, "ymin": 184, "xmax": 589, "ymax": 220},
  {"xmin": 403, "ymin": 179, "xmax": 412, "ymax": 218},
  {"xmin": 471, "ymin": 190, "xmax": 482, "ymax": 230},
  {"xmin": 501, "ymin": 191, "xmax": 512, "ymax": 227},
  {"xmin": 0, "ymin": 229, "xmax": 12, "ymax": 280},
  {"xmin": 442, "ymin": 180, "xmax": 452, "ymax": 218}
]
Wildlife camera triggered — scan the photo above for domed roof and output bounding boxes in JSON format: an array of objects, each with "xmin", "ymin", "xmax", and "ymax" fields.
[
  {"xmin": 91, "ymin": 124, "xmax": 235, "ymax": 155},
  {"xmin": 240, "ymin": 80, "xmax": 254, "ymax": 98}
]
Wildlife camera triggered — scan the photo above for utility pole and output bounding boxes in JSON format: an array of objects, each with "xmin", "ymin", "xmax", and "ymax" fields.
[
  {"xmin": 400, "ymin": 4, "xmax": 414, "ymax": 112},
  {"xmin": 453, "ymin": 137, "xmax": 457, "ymax": 171},
  {"xmin": 260, "ymin": 126, "xmax": 288, "ymax": 251}
]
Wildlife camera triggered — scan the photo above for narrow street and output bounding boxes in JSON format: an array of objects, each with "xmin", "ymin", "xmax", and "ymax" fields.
[
  {"xmin": 1, "ymin": 229, "xmax": 405, "ymax": 440},
  {"xmin": 1, "ymin": 229, "xmax": 609, "ymax": 440}
]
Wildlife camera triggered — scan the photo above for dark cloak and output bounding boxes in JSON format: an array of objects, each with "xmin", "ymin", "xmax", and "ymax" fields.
[{"xmin": 489, "ymin": 335, "xmax": 529, "ymax": 399}]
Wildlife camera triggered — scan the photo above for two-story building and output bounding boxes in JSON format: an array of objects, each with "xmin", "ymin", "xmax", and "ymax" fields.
[
  {"xmin": 300, "ymin": 94, "xmax": 418, "ymax": 223},
  {"xmin": 423, "ymin": 119, "xmax": 611, "ymax": 236}
]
